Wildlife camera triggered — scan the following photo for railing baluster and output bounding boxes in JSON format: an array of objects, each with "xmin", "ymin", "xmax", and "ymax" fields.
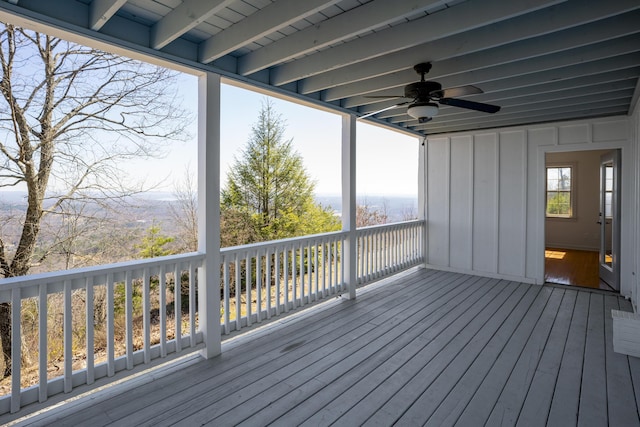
[
  {"xmin": 189, "ymin": 262, "xmax": 196, "ymax": 347},
  {"xmin": 125, "ymin": 270, "xmax": 133, "ymax": 370},
  {"xmin": 106, "ymin": 273, "xmax": 115, "ymax": 377},
  {"xmin": 322, "ymin": 240, "xmax": 327, "ymax": 297},
  {"xmin": 283, "ymin": 246, "xmax": 289, "ymax": 312},
  {"xmin": 159, "ymin": 265, "xmax": 167, "ymax": 358},
  {"xmin": 266, "ymin": 248, "xmax": 272, "ymax": 319},
  {"xmin": 85, "ymin": 276, "xmax": 94, "ymax": 385},
  {"xmin": 327, "ymin": 240, "xmax": 333, "ymax": 295},
  {"xmin": 63, "ymin": 280, "xmax": 72, "ymax": 393},
  {"xmin": 314, "ymin": 241, "xmax": 319, "ymax": 300},
  {"xmin": 332, "ymin": 239, "xmax": 342, "ymax": 292},
  {"xmin": 245, "ymin": 251, "xmax": 252, "ymax": 327},
  {"xmin": 223, "ymin": 258, "xmax": 230, "ymax": 334},
  {"xmin": 143, "ymin": 267, "xmax": 151, "ymax": 364},
  {"xmin": 38, "ymin": 283, "xmax": 47, "ymax": 402},
  {"xmin": 299, "ymin": 245, "xmax": 305, "ymax": 307},
  {"xmin": 174, "ymin": 264, "xmax": 182, "ymax": 352},
  {"xmin": 291, "ymin": 244, "xmax": 297, "ymax": 308},
  {"xmin": 11, "ymin": 288, "xmax": 21, "ymax": 413},
  {"xmin": 342, "ymin": 237, "xmax": 345, "ymax": 289},
  {"xmin": 235, "ymin": 254, "xmax": 241, "ymax": 332},
  {"xmin": 275, "ymin": 247, "xmax": 280, "ymax": 316},
  {"xmin": 256, "ymin": 251, "xmax": 262, "ymax": 322},
  {"xmin": 306, "ymin": 243, "xmax": 312, "ymax": 303}
]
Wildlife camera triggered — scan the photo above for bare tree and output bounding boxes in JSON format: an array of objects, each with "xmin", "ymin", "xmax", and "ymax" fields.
[
  {"xmin": 401, "ymin": 204, "xmax": 418, "ymax": 221},
  {"xmin": 169, "ymin": 167, "xmax": 198, "ymax": 253},
  {"xmin": 35, "ymin": 200, "xmax": 115, "ymax": 271},
  {"xmin": 0, "ymin": 24, "xmax": 191, "ymax": 376},
  {"xmin": 356, "ymin": 197, "xmax": 389, "ymax": 227}
]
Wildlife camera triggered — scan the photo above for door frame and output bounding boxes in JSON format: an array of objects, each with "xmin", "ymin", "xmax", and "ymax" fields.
[{"xmin": 536, "ymin": 140, "xmax": 631, "ymax": 298}]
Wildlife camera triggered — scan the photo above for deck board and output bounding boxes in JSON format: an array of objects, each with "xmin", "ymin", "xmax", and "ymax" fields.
[
  {"xmin": 158, "ymin": 273, "xmax": 476, "ymax": 425},
  {"xmin": 546, "ymin": 289, "xmax": 590, "ymax": 426},
  {"xmin": 423, "ymin": 284, "xmax": 542, "ymax": 426},
  {"xmin": 513, "ymin": 289, "xmax": 576, "ymax": 427},
  {"xmin": 313, "ymin": 276, "xmax": 509, "ymax": 427},
  {"xmin": 4, "ymin": 268, "xmax": 639, "ymax": 427},
  {"xmin": 579, "ymin": 293, "xmax": 608, "ymax": 427},
  {"xmin": 240, "ymin": 274, "xmax": 485, "ymax": 427},
  {"xmin": 389, "ymin": 280, "xmax": 528, "ymax": 426},
  {"xmin": 454, "ymin": 285, "xmax": 555, "ymax": 425},
  {"xmin": 365, "ymin": 278, "xmax": 517, "ymax": 426}
]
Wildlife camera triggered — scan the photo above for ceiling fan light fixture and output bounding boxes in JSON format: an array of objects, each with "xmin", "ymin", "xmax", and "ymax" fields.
[{"xmin": 407, "ymin": 101, "xmax": 438, "ymax": 120}]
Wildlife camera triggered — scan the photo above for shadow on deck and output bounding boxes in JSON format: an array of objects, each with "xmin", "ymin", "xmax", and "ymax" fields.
[{"xmin": 4, "ymin": 268, "xmax": 640, "ymax": 426}]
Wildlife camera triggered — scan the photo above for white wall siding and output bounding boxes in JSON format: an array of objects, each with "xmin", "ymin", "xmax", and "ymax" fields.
[
  {"xmin": 425, "ymin": 115, "xmax": 635, "ymax": 294},
  {"xmin": 427, "ymin": 138, "xmax": 450, "ymax": 266},
  {"xmin": 498, "ymin": 131, "xmax": 527, "ymax": 277},
  {"xmin": 449, "ymin": 136, "xmax": 473, "ymax": 270},
  {"xmin": 472, "ymin": 133, "xmax": 499, "ymax": 273}
]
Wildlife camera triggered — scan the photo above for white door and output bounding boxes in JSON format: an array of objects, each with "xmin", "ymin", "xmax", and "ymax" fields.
[{"xmin": 599, "ymin": 150, "xmax": 620, "ymax": 290}]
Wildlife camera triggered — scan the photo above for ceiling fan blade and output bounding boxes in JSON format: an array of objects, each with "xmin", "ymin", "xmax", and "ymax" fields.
[
  {"xmin": 431, "ymin": 85, "xmax": 483, "ymax": 99},
  {"xmin": 438, "ymin": 97, "xmax": 501, "ymax": 113},
  {"xmin": 358, "ymin": 101, "xmax": 409, "ymax": 119}
]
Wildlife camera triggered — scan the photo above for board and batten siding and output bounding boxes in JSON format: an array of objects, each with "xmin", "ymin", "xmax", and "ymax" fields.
[
  {"xmin": 424, "ymin": 115, "xmax": 636, "ymax": 300},
  {"xmin": 426, "ymin": 131, "xmax": 527, "ymax": 281}
]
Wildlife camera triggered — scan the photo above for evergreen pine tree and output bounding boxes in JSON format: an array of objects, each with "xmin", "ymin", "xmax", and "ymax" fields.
[{"xmin": 221, "ymin": 99, "xmax": 339, "ymax": 244}]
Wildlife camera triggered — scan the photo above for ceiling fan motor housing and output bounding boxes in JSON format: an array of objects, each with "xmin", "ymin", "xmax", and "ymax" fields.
[{"xmin": 404, "ymin": 81, "xmax": 442, "ymax": 100}]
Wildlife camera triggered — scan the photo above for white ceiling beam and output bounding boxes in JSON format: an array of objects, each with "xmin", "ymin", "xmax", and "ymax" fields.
[
  {"xmin": 237, "ymin": 0, "xmax": 446, "ymax": 76},
  {"xmin": 269, "ymin": 0, "xmax": 566, "ymax": 86},
  {"xmin": 311, "ymin": 2, "xmax": 640, "ymax": 97},
  {"xmin": 199, "ymin": 0, "xmax": 340, "ymax": 64},
  {"xmin": 89, "ymin": 0, "xmax": 126, "ymax": 31},
  {"xmin": 431, "ymin": 44, "xmax": 640, "ymax": 96},
  {"xmin": 150, "ymin": 0, "xmax": 235, "ymax": 50},
  {"xmin": 326, "ymin": 10, "xmax": 640, "ymax": 101}
]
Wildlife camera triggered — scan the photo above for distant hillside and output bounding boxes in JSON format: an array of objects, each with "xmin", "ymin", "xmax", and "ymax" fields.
[{"xmin": 315, "ymin": 194, "xmax": 418, "ymax": 223}]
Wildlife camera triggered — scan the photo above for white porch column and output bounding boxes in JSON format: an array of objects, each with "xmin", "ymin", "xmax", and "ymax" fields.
[
  {"xmin": 418, "ymin": 136, "xmax": 428, "ymax": 267},
  {"xmin": 197, "ymin": 71, "xmax": 222, "ymax": 358},
  {"xmin": 342, "ymin": 114, "xmax": 357, "ymax": 299}
]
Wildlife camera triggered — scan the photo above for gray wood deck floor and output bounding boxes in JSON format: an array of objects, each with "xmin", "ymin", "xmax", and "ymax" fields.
[{"xmin": 6, "ymin": 268, "xmax": 640, "ymax": 426}]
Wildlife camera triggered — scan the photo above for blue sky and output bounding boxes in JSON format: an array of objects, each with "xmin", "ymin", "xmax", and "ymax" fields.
[{"xmin": 106, "ymin": 73, "xmax": 421, "ymax": 197}]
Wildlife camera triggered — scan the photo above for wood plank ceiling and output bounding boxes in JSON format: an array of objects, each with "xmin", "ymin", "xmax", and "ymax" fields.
[{"xmin": 1, "ymin": 0, "xmax": 639, "ymax": 136}]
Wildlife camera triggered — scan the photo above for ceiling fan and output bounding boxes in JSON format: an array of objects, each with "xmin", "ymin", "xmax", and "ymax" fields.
[{"xmin": 359, "ymin": 63, "xmax": 501, "ymax": 123}]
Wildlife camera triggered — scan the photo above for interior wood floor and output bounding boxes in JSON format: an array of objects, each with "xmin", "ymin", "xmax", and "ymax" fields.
[
  {"xmin": 5, "ymin": 268, "xmax": 639, "ymax": 427},
  {"xmin": 545, "ymin": 247, "xmax": 614, "ymax": 291}
]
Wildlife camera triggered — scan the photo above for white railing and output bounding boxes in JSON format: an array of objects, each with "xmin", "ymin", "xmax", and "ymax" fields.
[
  {"xmin": 219, "ymin": 220, "xmax": 426, "ymax": 335},
  {"xmin": 0, "ymin": 252, "xmax": 204, "ymax": 414},
  {"xmin": 219, "ymin": 231, "xmax": 348, "ymax": 335},
  {"xmin": 0, "ymin": 220, "xmax": 425, "ymax": 415},
  {"xmin": 356, "ymin": 220, "xmax": 424, "ymax": 284}
]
